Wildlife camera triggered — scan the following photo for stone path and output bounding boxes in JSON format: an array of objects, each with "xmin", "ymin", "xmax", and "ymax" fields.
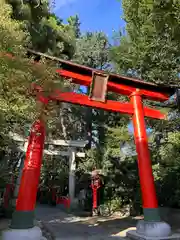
[{"xmin": 35, "ymin": 205, "xmax": 135, "ymax": 240}]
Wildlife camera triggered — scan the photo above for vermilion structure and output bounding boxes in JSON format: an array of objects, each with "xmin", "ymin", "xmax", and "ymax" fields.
[{"xmin": 8, "ymin": 50, "xmax": 177, "ymax": 239}]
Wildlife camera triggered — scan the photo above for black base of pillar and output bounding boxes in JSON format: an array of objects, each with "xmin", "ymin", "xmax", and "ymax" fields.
[
  {"xmin": 143, "ymin": 208, "xmax": 161, "ymax": 221},
  {"xmin": 10, "ymin": 210, "xmax": 35, "ymax": 229}
]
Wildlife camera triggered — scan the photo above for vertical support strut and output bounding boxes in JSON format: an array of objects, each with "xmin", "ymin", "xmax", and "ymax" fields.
[
  {"xmin": 69, "ymin": 147, "xmax": 76, "ymax": 206},
  {"xmin": 92, "ymin": 188, "xmax": 97, "ymax": 210},
  {"xmin": 130, "ymin": 90, "xmax": 160, "ymax": 221},
  {"xmin": 11, "ymin": 119, "xmax": 45, "ymax": 229}
]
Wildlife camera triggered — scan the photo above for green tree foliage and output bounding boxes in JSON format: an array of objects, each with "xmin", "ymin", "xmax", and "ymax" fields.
[
  {"xmin": 74, "ymin": 31, "xmax": 110, "ymax": 68},
  {"xmin": 0, "ymin": 0, "xmax": 68, "ymax": 185},
  {"xmin": 67, "ymin": 15, "xmax": 81, "ymax": 38},
  {"xmin": 7, "ymin": 0, "xmax": 76, "ymax": 58},
  {"xmin": 111, "ymin": 0, "xmax": 180, "ymax": 84},
  {"xmin": 150, "ymin": 131, "xmax": 180, "ymax": 208}
]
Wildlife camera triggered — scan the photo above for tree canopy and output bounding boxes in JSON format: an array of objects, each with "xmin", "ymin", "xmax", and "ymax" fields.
[{"xmin": 111, "ymin": 0, "xmax": 180, "ymax": 85}]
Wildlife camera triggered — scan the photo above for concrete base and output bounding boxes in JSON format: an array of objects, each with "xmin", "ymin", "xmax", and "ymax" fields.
[
  {"xmin": 137, "ymin": 220, "xmax": 171, "ymax": 237},
  {"xmin": 2, "ymin": 226, "xmax": 46, "ymax": 240},
  {"xmin": 127, "ymin": 230, "xmax": 180, "ymax": 240},
  {"xmin": 127, "ymin": 220, "xmax": 180, "ymax": 240}
]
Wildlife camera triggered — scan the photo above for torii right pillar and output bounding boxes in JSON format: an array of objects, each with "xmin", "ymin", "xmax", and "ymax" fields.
[{"xmin": 127, "ymin": 90, "xmax": 172, "ymax": 240}]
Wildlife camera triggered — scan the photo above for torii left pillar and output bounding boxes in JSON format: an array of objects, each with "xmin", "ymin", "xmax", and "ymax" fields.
[{"xmin": 2, "ymin": 119, "xmax": 46, "ymax": 240}]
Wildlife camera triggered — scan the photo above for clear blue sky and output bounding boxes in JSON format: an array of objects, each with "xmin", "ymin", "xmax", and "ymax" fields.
[
  {"xmin": 128, "ymin": 122, "xmax": 153, "ymax": 135},
  {"xmin": 54, "ymin": 0, "xmax": 125, "ymax": 38}
]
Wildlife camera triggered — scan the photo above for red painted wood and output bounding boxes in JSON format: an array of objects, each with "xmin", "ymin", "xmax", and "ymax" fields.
[
  {"xmin": 131, "ymin": 91, "xmax": 158, "ymax": 208},
  {"xmin": 3, "ymin": 183, "xmax": 14, "ymax": 209},
  {"xmin": 91, "ymin": 180, "xmax": 101, "ymax": 210},
  {"xmin": 51, "ymin": 91, "xmax": 166, "ymax": 120},
  {"xmin": 16, "ymin": 119, "xmax": 45, "ymax": 211},
  {"xmin": 92, "ymin": 188, "xmax": 97, "ymax": 209},
  {"xmin": 1, "ymin": 50, "xmax": 174, "ymax": 101},
  {"xmin": 51, "ymin": 188, "xmax": 57, "ymax": 202},
  {"xmin": 56, "ymin": 69, "xmax": 169, "ymax": 102},
  {"xmin": 27, "ymin": 48, "xmax": 175, "ymax": 96},
  {"xmin": 56, "ymin": 196, "xmax": 70, "ymax": 208},
  {"xmin": 1, "ymin": 51, "xmax": 172, "ymax": 101}
]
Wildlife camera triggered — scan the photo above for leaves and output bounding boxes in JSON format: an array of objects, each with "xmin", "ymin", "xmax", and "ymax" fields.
[
  {"xmin": 7, "ymin": 0, "xmax": 76, "ymax": 59},
  {"xmin": 111, "ymin": 0, "xmax": 180, "ymax": 84},
  {"xmin": 0, "ymin": 0, "xmax": 69, "ymax": 146}
]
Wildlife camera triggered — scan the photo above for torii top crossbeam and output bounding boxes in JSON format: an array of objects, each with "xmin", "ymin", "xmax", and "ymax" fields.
[
  {"xmin": 4, "ymin": 49, "xmax": 178, "ymax": 120},
  {"xmin": 28, "ymin": 49, "xmax": 176, "ymax": 102},
  {"xmin": 27, "ymin": 49, "xmax": 178, "ymax": 121}
]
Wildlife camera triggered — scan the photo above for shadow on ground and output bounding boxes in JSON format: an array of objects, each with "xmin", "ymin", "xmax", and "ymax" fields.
[{"xmin": 36, "ymin": 205, "xmax": 138, "ymax": 239}]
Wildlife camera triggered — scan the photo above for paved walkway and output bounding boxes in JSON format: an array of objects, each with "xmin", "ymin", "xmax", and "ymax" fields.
[{"xmin": 35, "ymin": 205, "xmax": 131, "ymax": 240}]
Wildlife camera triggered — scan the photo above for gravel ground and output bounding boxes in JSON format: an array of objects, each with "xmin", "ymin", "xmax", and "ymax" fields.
[{"xmin": 35, "ymin": 205, "xmax": 127, "ymax": 239}]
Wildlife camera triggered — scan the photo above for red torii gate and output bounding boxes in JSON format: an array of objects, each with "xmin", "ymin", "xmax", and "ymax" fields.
[{"xmin": 4, "ymin": 50, "xmax": 178, "ymax": 240}]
